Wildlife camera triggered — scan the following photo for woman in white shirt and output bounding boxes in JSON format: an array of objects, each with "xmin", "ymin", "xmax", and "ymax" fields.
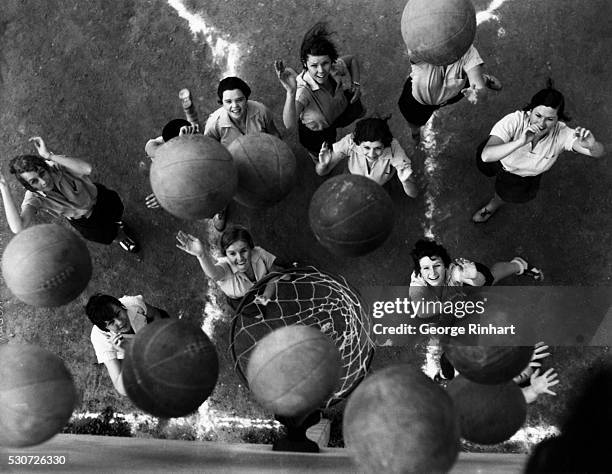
[{"xmin": 473, "ymin": 81, "xmax": 604, "ymax": 223}]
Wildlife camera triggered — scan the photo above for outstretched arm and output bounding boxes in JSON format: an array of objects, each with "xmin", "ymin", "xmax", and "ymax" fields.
[
  {"xmin": 275, "ymin": 60, "xmax": 302, "ymax": 132},
  {"xmin": 340, "ymin": 54, "xmax": 361, "ymax": 104},
  {"xmin": 461, "ymin": 64, "xmax": 488, "ymax": 105},
  {"xmin": 176, "ymin": 230, "xmax": 226, "ymax": 281},
  {"xmin": 522, "ymin": 368, "xmax": 559, "ymax": 404},
  {"xmin": 451, "ymin": 259, "xmax": 487, "ymax": 286},
  {"xmin": 315, "ymin": 141, "xmax": 344, "ymax": 176},
  {"xmin": 30, "ymin": 137, "xmax": 92, "ymax": 176}
]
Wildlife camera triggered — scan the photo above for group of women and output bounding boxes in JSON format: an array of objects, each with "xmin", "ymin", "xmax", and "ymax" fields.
[{"xmin": 0, "ymin": 20, "xmax": 605, "ymax": 397}]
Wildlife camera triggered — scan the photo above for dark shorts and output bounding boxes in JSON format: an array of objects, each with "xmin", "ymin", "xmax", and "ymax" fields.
[
  {"xmin": 474, "ymin": 261, "xmax": 495, "ymax": 286},
  {"xmin": 298, "ymin": 90, "xmax": 365, "ymax": 156},
  {"xmin": 69, "ymin": 183, "xmax": 124, "ymax": 244},
  {"xmin": 475, "ymin": 138, "xmax": 542, "ymax": 203},
  {"xmin": 398, "ymin": 76, "xmax": 464, "ymax": 127}
]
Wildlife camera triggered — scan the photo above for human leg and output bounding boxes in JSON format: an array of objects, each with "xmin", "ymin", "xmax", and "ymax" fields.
[
  {"xmin": 397, "ymin": 76, "xmax": 437, "ymax": 143},
  {"xmin": 491, "ymin": 257, "xmax": 544, "ymax": 283},
  {"xmin": 472, "ymin": 192, "xmax": 505, "ymax": 223}
]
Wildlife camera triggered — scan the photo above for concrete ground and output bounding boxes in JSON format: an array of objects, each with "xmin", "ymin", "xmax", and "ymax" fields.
[{"xmin": 0, "ymin": 0, "xmax": 610, "ymax": 452}]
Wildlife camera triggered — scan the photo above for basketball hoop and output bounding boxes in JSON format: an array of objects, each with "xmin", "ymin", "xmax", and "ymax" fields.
[{"xmin": 229, "ymin": 266, "xmax": 375, "ymax": 408}]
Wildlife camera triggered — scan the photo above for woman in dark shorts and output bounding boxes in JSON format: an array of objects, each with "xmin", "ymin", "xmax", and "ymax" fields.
[
  {"xmin": 472, "ymin": 81, "xmax": 605, "ymax": 223},
  {"xmin": 0, "ymin": 136, "xmax": 138, "ymax": 252},
  {"xmin": 408, "ymin": 238, "xmax": 544, "ymax": 381},
  {"xmin": 408, "ymin": 238, "xmax": 543, "ymax": 316},
  {"xmin": 275, "ymin": 22, "xmax": 364, "ymax": 159}
]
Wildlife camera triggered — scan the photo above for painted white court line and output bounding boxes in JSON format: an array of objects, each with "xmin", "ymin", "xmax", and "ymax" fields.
[{"xmin": 167, "ymin": 0, "xmax": 243, "ymax": 77}]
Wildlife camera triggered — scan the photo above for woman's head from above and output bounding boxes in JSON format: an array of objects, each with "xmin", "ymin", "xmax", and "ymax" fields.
[
  {"xmin": 411, "ymin": 239, "xmax": 452, "ymax": 287},
  {"xmin": 217, "ymin": 77, "xmax": 252, "ymax": 122},
  {"xmin": 300, "ymin": 22, "xmax": 338, "ymax": 85},
  {"xmin": 86, "ymin": 293, "xmax": 132, "ymax": 334},
  {"xmin": 220, "ymin": 225, "xmax": 255, "ymax": 271},
  {"xmin": 523, "ymin": 79, "xmax": 570, "ymax": 137},
  {"xmin": 353, "ymin": 117, "xmax": 393, "ymax": 161},
  {"xmin": 9, "ymin": 154, "xmax": 53, "ymax": 192},
  {"xmin": 162, "ymin": 118, "xmax": 191, "ymax": 142}
]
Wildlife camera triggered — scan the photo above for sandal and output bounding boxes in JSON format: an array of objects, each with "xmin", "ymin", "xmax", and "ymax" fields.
[
  {"xmin": 116, "ymin": 222, "xmax": 140, "ymax": 253},
  {"xmin": 119, "ymin": 236, "xmax": 139, "ymax": 253},
  {"xmin": 511, "ymin": 257, "xmax": 544, "ymax": 281},
  {"xmin": 483, "ymin": 74, "xmax": 503, "ymax": 91},
  {"xmin": 472, "ymin": 205, "xmax": 496, "ymax": 223}
]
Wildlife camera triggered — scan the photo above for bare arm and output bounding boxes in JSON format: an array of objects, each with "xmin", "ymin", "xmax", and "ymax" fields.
[
  {"xmin": 522, "ymin": 368, "xmax": 559, "ymax": 404},
  {"xmin": 175, "ymin": 230, "xmax": 226, "ymax": 281},
  {"xmin": 339, "ymin": 54, "xmax": 361, "ymax": 104},
  {"xmin": 103, "ymin": 358, "xmax": 127, "ymax": 396},
  {"xmin": 30, "ymin": 137, "xmax": 92, "ymax": 176},
  {"xmin": 461, "ymin": 64, "xmax": 487, "ymax": 105},
  {"xmin": 145, "ymin": 136, "xmax": 164, "ymax": 160},
  {"xmin": 481, "ymin": 130, "xmax": 538, "ymax": 163},
  {"xmin": 275, "ymin": 60, "xmax": 303, "ymax": 132},
  {"xmin": 0, "ymin": 172, "xmax": 36, "ymax": 233}
]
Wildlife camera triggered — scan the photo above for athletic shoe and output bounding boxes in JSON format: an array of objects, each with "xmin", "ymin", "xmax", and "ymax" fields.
[{"xmin": 511, "ymin": 257, "xmax": 544, "ymax": 281}]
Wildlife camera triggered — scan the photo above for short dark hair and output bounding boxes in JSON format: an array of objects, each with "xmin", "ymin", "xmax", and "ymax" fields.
[
  {"xmin": 162, "ymin": 119, "xmax": 191, "ymax": 142},
  {"xmin": 219, "ymin": 225, "xmax": 254, "ymax": 254},
  {"xmin": 410, "ymin": 239, "xmax": 452, "ymax": 276},
  {"xmin": 9, "ymin": 155, "xmax": 51, "ymax": 192},
  {"xmin": 300, "ymin": 22, "xmax": 339, "ymax": 65},
  {"xmin": 522, "ymin": 78, "xmax": 571, "ymax": 122},
  {"xmin": 85, "ymin": 293, "xmax": 123, "ymax": 332},
  {"xmin": 353, "ymin": 117, "xmax": 394, "ymax": 147},
  {"xmin": 217, "ymin": 77, "xmax": 251, "ymax": 103}
]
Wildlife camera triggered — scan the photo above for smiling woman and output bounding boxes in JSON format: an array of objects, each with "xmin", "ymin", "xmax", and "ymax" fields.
[
  {"xmin": 176, "ymin": 225, "xmax": 285, "ymax": 309},
  {"xmin": 472, "ymin": 80, "xmax": 605, "ymax": 223}
]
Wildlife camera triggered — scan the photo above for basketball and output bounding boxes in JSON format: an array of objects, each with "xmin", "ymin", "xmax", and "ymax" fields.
[
  {"xmin": 150, "ymin": 134, "xmax": 238, "ymax": 220},
  {"xmin": 246, "ymin": 325, "xmax": 342, "ymax": 417},
  {"xmin": 447, "ymin": 376, "xmax": 527, "ymax": 445},
  {"xmin": 1, "ymin": 224, "xmax": 92, "ymax": 307},
  {"xmin": 343, "ymin": 365, "xmax": 459, "ymax": 473},
  {"xmin": 401, "ymin": 0, "xmax": 476, "ymax": 66},
  {"xmin": 226, "ymin": 133, "xmax": 296, "ymax": 208},
  {"xmin": 443, "ymin": 344, "xmax": 534, "ymax": 384},
  {"xmin": 0, "ymin": 344, "xmax": 77, "ymax": 447},
  {"xmin": 309, "ymin": 174, "xmax": 394, "ymax": 257},
  {"xmin": 122, "ymin": 319, "xmax": 219, "ymax": 418}
]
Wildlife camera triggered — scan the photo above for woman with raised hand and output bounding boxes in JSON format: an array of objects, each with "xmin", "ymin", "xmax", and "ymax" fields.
[
  {"xmin": 0, "ymin": 136, "xmax": 139, "ymax": 252},
  {"xmin": 316, "ymin": 116, "xmax": 418, "ymax": 197},
  {"xmin": 176, "ymin": 225, "xmax": 285, "ymax": 308},
  {"xmin": 275, "ymin": 21, "xmax": 364, "ymax": 160},
  {"xmin": 472, "ymin": 80, "xmax": 605, "ymax": 223}
]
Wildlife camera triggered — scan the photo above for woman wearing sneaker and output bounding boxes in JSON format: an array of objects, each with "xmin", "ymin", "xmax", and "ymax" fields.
[
  {"xmin": 472, "ymin": 81, "xmax": 605, "ymax": 223},
  {"xmin": 0, "ymin": 136, "xmax": 138, "ymax": 252},
  {"xmin": 398, "ymin": 43, "xmax": 502, "ymax": 143}
]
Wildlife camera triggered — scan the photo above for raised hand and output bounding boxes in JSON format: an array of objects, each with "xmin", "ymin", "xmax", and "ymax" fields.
[
  {"xmin": 274, "ymin": 60, "xmax": 298, "ymax": 93},
  {"xmin": 461, "ymin": 85, "xmax": 480, "ymax": 105},
  {"xmin": 350, "ymin": 84, "xmax": 361, "ymax": 104},
  {"xmin": 179, "ymin": 124, "xmax": 200, "ymax": 136},
  {"xmin": 318, "ymin": 141, "xmax": 332, "ymax": 168},
  {"xmin": 29, "ymin": 136, "xmax": 51, "ymax": 159},
  {"xmin": 453, "ymin": 258, "xmax": 478, "ymax": 281},
  {"xmin": 145, "ymin": 192, "xmax": 161, "ymax": 209},
  {"xmin": 528, "ymin": 341, "xmax": 551, "ymax": 369},
  {"xmin": 574, "ymin": 127, "xmax": 596, "ymax": 149},
  {"xmin": 519, "ymin": 124, "xmax": 540, "ymax": 146},
  {"xmin": 176, "ymin": 230, "xmax": 205, "ymax": 257},
  {"xmin": 530, "ymin": 368, "xmax": 559, "ymax": 396}
]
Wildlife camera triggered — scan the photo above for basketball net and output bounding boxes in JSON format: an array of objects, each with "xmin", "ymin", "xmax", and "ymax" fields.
[{"xmin": 230, "ymin": 266, "xmax": 375, "ymax": 408}]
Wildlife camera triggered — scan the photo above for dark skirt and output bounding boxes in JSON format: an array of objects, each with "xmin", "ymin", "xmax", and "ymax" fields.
[
  {"xmin": 475, "ymin": 138, "xmax": 542, "ymax": 203},
  {"xmin": 398, "ymin": 76, "xmax": 464, "ymax": 127},
  {"xmin": 68, "ymin": 183, "xmax": 124, "ymax": 244}
]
